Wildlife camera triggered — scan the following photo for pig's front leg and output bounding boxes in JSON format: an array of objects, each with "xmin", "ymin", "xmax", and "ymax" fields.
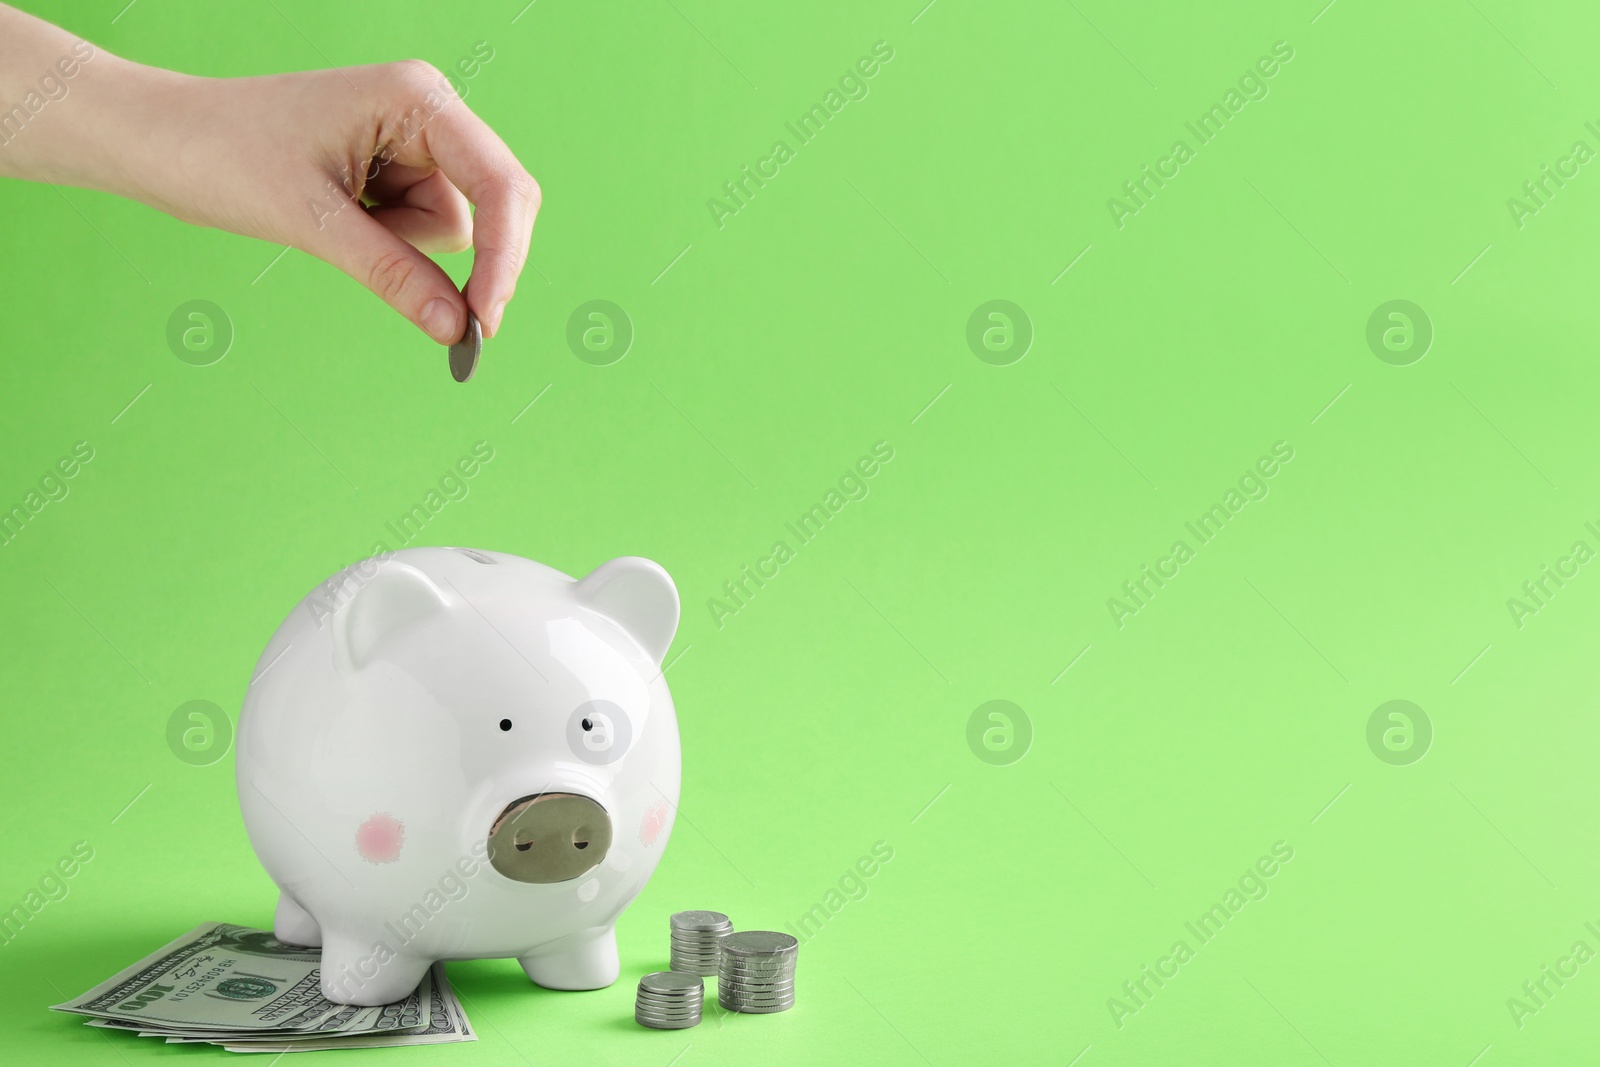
[
  {"xmin": 519, "ymin": 925, "xmax": 619, "ymax": 990},
  {"xmin": 273, "ymin": 892, "xmax": 322, "ymax": 947},
  {"xmin": 318, "ymin": 933, "xmax": 433, "ymax": 1006}
]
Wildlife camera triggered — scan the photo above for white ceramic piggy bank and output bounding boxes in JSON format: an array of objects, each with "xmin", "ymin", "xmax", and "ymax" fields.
[{"xmin": 236, "ymin": 546, "xmax": 681, "ymax": 1006}]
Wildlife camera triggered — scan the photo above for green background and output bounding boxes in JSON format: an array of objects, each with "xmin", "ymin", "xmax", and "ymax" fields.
[{"xmin": 2, "ymin": 0, "xmax": 1598, "ymax": 1063}]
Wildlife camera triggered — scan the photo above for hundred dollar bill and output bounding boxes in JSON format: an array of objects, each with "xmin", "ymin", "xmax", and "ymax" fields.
[
  {"xmin": 222, "ymin": 964, "xmax": 475, "ymax": 1052},
  {"xmin": 51, "ymin": 923, "xmax": 427, "ymax": 1035},
  {"xmin": 148, "ymin": 970, "xmax": 433, "ymax": 1043}
]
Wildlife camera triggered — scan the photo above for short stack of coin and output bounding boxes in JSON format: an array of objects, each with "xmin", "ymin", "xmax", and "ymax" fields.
[
  {"xmin": 717, "ymin": 931, "xmax": 798, "ymax": 1014},
  {"xmin": 669, "ymin": 911, "xmax": 733, "ymax": 976},
  {"xmin": 634, "ymin": 971, "xmax": 704, "ymax": 1030}
]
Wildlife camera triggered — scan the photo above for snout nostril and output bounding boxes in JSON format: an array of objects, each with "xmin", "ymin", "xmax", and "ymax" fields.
[{"xmin": 488, "ymin": 793, "xmax": 612, "ymax": 883}]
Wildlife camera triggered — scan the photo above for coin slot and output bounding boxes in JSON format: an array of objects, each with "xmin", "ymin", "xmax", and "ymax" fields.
[{"xmin": 514, "ymin": 839, "xmax": 533, "ymax": 852}]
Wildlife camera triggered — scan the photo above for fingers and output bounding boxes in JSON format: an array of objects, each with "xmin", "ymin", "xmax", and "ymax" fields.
[
  {"xmin": 313, "ymin": 200, "xmax": 467, "ymax": 345},
  {"xmin": 366, "ymin": 168, "xmax": 473, "ymax": 254},
  {"xmin": 305, "ymin": 60, "xmax": 537, "ymax": 343},
  {"xmin": 405, "ymin": 77, "xmax": 539, "ymax": 338}
]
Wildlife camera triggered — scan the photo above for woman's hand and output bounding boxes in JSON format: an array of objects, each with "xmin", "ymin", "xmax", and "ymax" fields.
[{"xmin": 0, "ymin": 4, "xmax": 538, "ymax": 345}]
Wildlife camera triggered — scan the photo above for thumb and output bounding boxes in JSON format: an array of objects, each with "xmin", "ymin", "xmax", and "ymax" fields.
[{"xmin": 314, "ymin": 202, "xmax": 468, "ymax": 344}]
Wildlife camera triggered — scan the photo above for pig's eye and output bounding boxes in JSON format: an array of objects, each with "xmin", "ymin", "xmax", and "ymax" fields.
[
  {"xmin": 581, "ymin": 718, "xmax": 593, "ymax": 731},
  {"xmin": 499, "ymin": 719, "xmax": 513, "ymax": 731}
]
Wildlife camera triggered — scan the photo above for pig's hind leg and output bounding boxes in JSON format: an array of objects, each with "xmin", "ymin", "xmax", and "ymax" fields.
[
  {"xmin": 273, "ymin": 892, "xmax": 322, "ymax": 947},
  {"xmin": 519, "ymin": 924, "xmax": 619, "ymax": 990},
  {"xmin": 319, "ymin": 932, "xmax": 432, "ymax": 1006}
]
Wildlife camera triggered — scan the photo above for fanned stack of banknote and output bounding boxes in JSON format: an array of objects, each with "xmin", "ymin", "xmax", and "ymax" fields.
[{"xmin": 50, "ymin": 923, "xmax": 475, "ymax": 1053}]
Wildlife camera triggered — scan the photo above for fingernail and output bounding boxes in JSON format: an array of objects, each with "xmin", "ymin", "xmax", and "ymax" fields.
[
  {"xmin": 486, "ymin": 299, "xmax": 507, "ymax": 338},
  {"xmin": 422, "ymin": 298, "xmax": 460, "ymax": 344}
]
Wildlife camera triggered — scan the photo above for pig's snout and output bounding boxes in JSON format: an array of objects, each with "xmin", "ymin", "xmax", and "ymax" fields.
[{"xmin": 487, "ymin": 792, "xmax": 613, "ymax": 884}]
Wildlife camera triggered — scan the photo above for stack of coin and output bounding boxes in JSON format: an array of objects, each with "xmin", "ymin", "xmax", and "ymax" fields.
[
  {"xmin": 634, "ymin": 971, "xmax": 704, "ymax": 1030},
  {"xmin": 717, "ymin": 931, "xmax": 798, "ymax": 1014},
  {"xmin": 669, "ymin": 911, "xmax": 733, "ymax": 976}
]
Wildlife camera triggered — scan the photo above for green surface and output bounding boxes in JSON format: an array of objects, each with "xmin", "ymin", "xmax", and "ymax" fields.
[{"xmin": 2, "ymin": 0, "xmax": 1599, "ymax": 1063}]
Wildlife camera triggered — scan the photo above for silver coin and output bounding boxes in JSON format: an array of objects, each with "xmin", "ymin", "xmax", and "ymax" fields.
[
  {"xmin": 636, "ymin": 986, "xmax": 703, "ymax": 1000},
  {"xmin": 720, "ymin": 992, "xmax": 796, "ymax": 1004},
  {"xmin": 723, "ymin": 991, "xmax": 796, "ymax": 1004},
  {"xmin": 719, "ymin": 985, "xmax": 795, "ymax": 997},
  {"xmin": 448, "ymin": 310, "xmax": 482, "ymax": 383},
  {"xmin": 720, "ymin": 955, "xmax": 796, "ymax": 968},
  {"xmin": 720, "ymin": 978, "xmax": 795, "ymax": 989},
  {"xmin": 636, "ymin": 1014, "xmax": 700, "ymax": 1030},
  {"xmin": 721, "ymin": 931, "xmax": 799, "ymax": 956},
  {"xmin": 640, "ymin": 971, "xmax": 703, "ymax": 993},
  {"xmin": 671, "ymin": 963, "xmax": 719, "ymax": 976},
  {"xmin": 723, "ymin": 1005, "xmax": 793, "ymax": 1015},
  {"xmin": 719, "ymin": 951, "xmax": 795, "ymax": 965},
  {"xmin": 718, "ymin": 999, "xmax": 794, "ymax": 1014},
  {"xmin": 718, "ymin": 967, "xmax": 794, "ymax": 979},
  {"xmin": 635, "ymin": 1003, "xmax": 702, "ymax": 1017},
  {"xmin": 671, "ymin": 910, "xmax": 732, "ymax": 931},
  {"xmin": 719, "ymin": 966, "xmax": 796, "ymax": 980},
  {"xmin": 640, "ymin": 985, "xmax": 704, "ymax": 1004},
  {"xmin": 636, "ymin": 990, "xmax": 703, "ymax": 1005},
  {"xmin": 720, "ymin": 993, "xmax": 794, "ymax": 1004}
]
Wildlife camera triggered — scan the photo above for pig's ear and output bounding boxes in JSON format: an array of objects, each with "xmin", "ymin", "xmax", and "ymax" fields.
[
  {"xmin": 333, "ymin": 561, "xmax": 453, "ymax": 671},
  {"xmin": 573, "ymin": 557, "xmax": 679, "ymax": 664}
]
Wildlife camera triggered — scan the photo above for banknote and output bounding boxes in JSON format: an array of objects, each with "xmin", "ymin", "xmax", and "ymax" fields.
[
  {"xmin": 138, "ymin": 970, "xmax": 432, "ymax": 1043},
  {"xmin": 53, "ymin": 923, "xmax": 474, "ymax": 1052},
  {"xmin": 223, "ymin": 968, "xmax": 473, "ymax": 1052}
]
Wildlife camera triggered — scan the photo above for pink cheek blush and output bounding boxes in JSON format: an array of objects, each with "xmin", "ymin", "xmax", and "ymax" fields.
[
  {"xmin": 355, "ymin": 813, "xmax": 405, "ymax": 863},
  {"xmin": 638, "ymin": 801, "xmax": 670, "ymax": 847}
]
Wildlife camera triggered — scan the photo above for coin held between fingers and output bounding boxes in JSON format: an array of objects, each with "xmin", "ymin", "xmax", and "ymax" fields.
[{"xmin": 450, "ymin": 311, "xmax": 482, "ymax": 382}]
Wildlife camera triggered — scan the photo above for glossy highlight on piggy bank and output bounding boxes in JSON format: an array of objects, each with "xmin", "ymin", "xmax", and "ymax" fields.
[{"xmin": 236, "ymin": 547, "xmax": 682, "ymax": 1006}]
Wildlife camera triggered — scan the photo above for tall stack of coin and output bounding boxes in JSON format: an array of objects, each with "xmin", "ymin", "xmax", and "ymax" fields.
[
  {"xmin": 669, "ymin": 911, "xmax": 733, "ymax": 976},
  {"xmin": 634, "ymin": 971, "xmax": 704, "ymax": 1030},
  {"xmin": 717, "ymin": 931, "xmax": 798, "ymax": 1014}
]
